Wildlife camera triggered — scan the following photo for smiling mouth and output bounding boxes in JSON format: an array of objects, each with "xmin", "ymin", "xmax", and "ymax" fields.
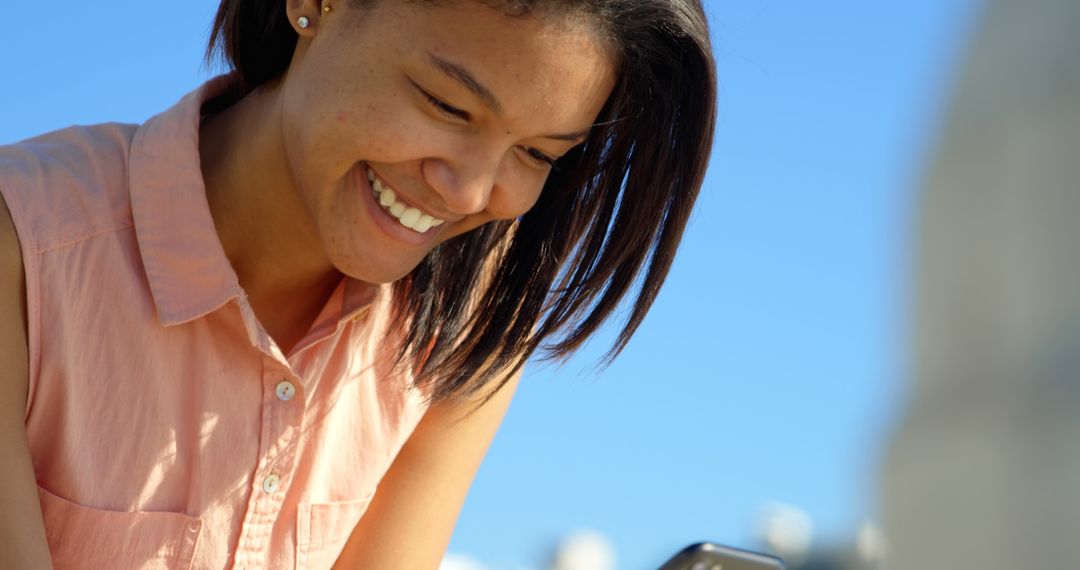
[{"xmin": 365, "ymin": 167, "xmax": 446, "ymax": 234}]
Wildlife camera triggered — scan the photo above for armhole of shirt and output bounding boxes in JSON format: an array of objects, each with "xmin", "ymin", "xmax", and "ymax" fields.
[{"xmin": 0, "ymin": 182, "xmax": 43, "ymax": 422}]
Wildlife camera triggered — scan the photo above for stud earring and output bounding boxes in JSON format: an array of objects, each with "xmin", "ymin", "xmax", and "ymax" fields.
[
  {"xmin": 323, "ymin": 4, "xmax": 332, "ymax": 13},
  {"xmin": 297, "ymin": 16, "xmax": 310, "ymax": 28}
]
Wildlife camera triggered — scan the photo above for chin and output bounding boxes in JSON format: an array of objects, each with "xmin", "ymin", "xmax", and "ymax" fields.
[{"xmin": 332, "ymin": 252, "xmax": 424, "ymax": 285}]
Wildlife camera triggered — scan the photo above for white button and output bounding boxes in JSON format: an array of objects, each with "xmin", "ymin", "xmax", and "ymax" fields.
[
  {"xmin": 275, "ymin": 380, "xmax": 296, "ymax": 402},
  {"xmin": 262, "ymin": 473, "xmax": 281, "ymax": 494}
]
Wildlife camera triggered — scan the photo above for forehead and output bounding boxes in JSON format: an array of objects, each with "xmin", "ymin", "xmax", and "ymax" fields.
[{"xmin": 354, "ymin": 1, "xmax": 617, "ymax": 130}]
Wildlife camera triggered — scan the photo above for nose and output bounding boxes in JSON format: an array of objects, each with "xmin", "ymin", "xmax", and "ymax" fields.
[{"xmin": 420, "ymin": 151, "xmax": 501, "ymax": 216}]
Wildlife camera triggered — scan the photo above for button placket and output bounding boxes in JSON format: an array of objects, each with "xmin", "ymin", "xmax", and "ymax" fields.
[
  {"xmin": 234, "ymin": 363, "xmax": 307, "ymax": 561},
  {"xmin": 262, "ymin": 374, "xmax": 302, "ymax": 497}
]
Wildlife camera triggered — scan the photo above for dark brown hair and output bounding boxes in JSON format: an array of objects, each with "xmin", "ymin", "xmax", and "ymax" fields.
[{"xmin": 208, "ymin": 0, "xmax": 716, "ymax": 403}]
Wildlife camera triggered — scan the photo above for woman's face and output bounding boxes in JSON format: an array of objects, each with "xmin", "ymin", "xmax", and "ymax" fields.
[{"xmin": 279, "ymin": 0, "xmax": 617, "ymax": 283}]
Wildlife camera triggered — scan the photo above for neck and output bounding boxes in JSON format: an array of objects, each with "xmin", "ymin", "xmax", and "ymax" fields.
[{"xmin": 199, "ymin": 82, "xmax": 342, "ymax": 352}]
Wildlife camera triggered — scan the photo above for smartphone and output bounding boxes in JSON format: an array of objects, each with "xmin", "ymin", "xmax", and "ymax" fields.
[{"xmin": 658, "ymin": 542, "xmax": 786, "ymax": 570}]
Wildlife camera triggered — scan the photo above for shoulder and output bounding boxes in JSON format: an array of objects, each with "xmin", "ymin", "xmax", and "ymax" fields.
[
  {"xmin": 0, "ymin": 123, "xmax": 138, "ymax": 187},
  {"xmin": 0, "ymin": 123, "xmax": 140, "ymax": 251}
]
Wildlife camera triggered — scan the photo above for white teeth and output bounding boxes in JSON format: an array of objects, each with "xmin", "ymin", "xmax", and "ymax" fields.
[
  {"xmin": 378, "ymin": 188, "xmax": 396, "ymax": 207},
  {"xmin": 414, "ymin": 215, "xmax": 434, "ymax": 233},
  {"xmin": 399, "ymin": 207, "xmax": 421, "ymax": 228},
  {"xmin": 365, "ymin": 167, "xmax": 446, "ymax": 233}
]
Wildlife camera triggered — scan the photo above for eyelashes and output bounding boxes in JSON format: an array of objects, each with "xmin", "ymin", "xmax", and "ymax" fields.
[
  {"xmin": 421, "ymin": 89, "xmax": 471, "ymax": 121},
  {"xmin": 409, "ymin": 78, "xmax": 469, "ymax": 121},
  {"xmin": 522, "ymin": 147, "xmax": 557, "ymax": 167}
]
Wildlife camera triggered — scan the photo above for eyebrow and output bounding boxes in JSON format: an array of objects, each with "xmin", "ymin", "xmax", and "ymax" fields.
[
  {"xmin": 424, "ymin": 51, "xmax": 593, "ymax": 144},
  {"xmin": 426, "ymin": 52, "xmax": 504, "ymax": 115}
]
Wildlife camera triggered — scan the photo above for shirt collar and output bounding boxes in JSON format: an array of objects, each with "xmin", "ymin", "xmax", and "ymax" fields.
[{"xmin": 129, "ymin": 75, "xmax": 377, "ymax": 328}]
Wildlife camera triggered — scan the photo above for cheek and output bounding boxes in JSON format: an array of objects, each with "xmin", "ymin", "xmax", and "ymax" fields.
[
  {"xmin": 487, "ymin": 176, "xmax": 546, "ymax": 220},
  {"xmin": 485, "ymin": 158, "xmax": 551, "ymax": 219},
  {"xmin": 286, "ymin": 66, "xmax": 418, "ymax": 169},
  {"xmin": 323, "ymin": 99, "xmax": 441, "ymax": 169}
]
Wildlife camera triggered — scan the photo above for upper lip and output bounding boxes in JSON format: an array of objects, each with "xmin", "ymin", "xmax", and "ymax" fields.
[{"xmin": 365, "ymin": 165, "xmax": 460, "ymax": 223}]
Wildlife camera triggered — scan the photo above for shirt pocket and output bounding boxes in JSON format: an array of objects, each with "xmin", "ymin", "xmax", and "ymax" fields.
[
  {"xmin": 37, "ymin": 484, "xmax": 203, "ymax": 570},
  {"xmin": 296, "ymin": 490, "xmax": 376, "ymax": 570}
]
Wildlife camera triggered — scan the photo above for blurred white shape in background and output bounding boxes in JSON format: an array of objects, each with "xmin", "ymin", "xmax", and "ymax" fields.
[
  {"xmin": 550, "ymin": 529, "xmax": 616, "ymax": 570},
  {"xmin": 440, "ymin": 552, "xmax": 489, "ymax": 570},
  {"xmin": 756, "ymin": 502, "xmax": 814, "ymax": 563},
  {"xmin": 855, "ymin": 521, "xmax": 888, "ymax": 565}
]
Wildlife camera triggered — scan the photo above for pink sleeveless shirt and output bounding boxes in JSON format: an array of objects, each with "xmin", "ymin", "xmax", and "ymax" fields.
[{"xmin": 0, "ymin": 76, "xmax": 430, "ymax": 569}]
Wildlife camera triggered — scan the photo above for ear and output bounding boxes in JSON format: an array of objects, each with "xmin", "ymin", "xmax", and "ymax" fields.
[{"xmin": 285, "ymin": 0, "xmax": 333, "ymax": 36}]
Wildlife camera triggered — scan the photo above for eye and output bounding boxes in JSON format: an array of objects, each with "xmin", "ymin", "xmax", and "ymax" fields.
[
  {"xmin": 424, "ymin": 92, "xmax": 469, "ymax": 121},
  {"xmin": 518, "ymin": 146, "xmax": 558, "ymax": 170},
  {"xmin": 409, "ymin": 79, "xmax": 470, "ymax": 122}
]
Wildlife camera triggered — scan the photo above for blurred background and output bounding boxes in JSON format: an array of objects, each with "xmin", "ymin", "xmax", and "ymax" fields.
[{"xmin": 5, "ymin": 0, "xmax": 1026, "ymax": 568}]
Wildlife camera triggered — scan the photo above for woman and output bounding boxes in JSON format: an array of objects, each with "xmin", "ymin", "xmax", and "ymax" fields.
[{"xmin": 0, "ymin": 0, "xmax": 714, "ymax": 567}]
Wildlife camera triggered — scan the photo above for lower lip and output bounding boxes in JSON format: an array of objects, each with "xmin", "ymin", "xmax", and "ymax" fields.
[{"xmin": 355, "ymin": 164, "xmax": 442, "ymax": 247}]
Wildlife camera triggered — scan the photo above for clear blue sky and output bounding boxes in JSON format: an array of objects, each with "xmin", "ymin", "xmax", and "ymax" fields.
[{"xmin": 3, "ymin": 1, "xmax": 982, "ymax": 567}]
